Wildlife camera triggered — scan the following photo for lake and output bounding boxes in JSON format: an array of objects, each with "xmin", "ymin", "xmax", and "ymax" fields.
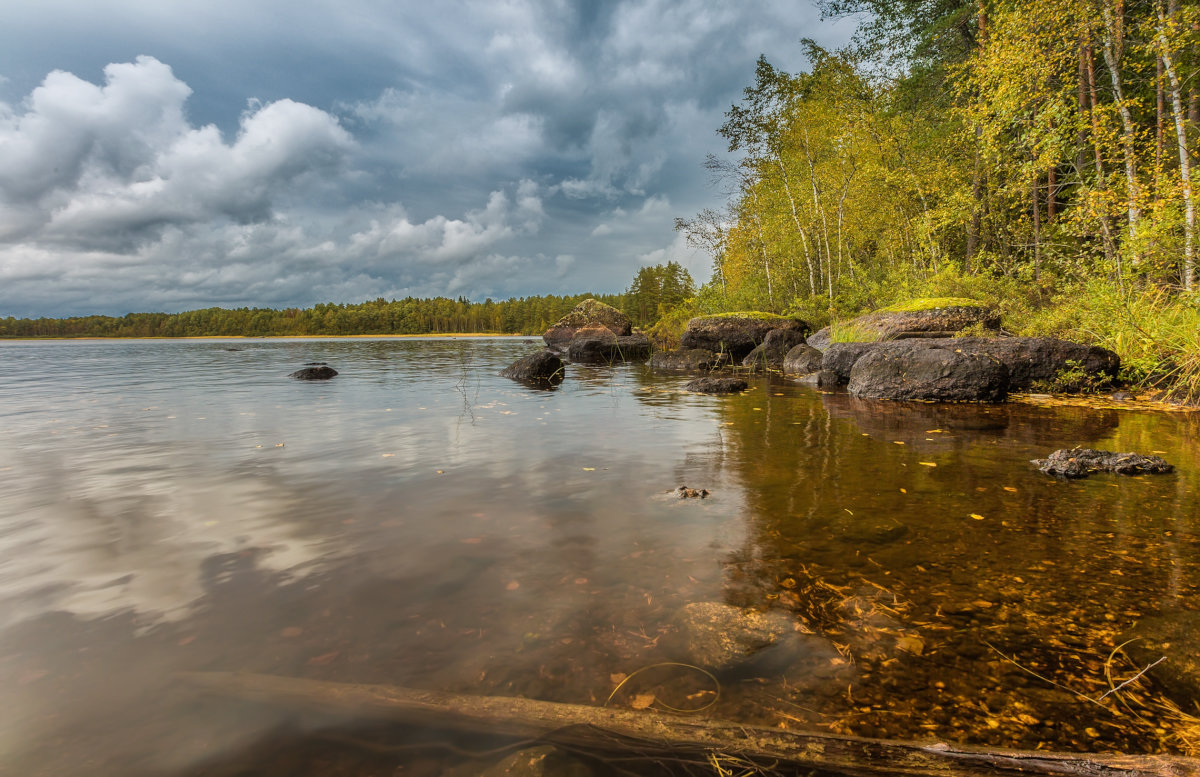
[{"xmin": 1, "ymin": 337, "xmax": 1198, "ymax": 775}]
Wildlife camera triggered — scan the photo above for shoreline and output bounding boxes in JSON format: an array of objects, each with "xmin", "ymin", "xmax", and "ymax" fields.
[{"xmin": 0, "ymin": 333, "xmax": 532, "ymax": 342}]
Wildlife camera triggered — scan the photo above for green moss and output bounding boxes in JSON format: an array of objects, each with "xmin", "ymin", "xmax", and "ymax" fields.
[
  {"xmin": 877, "ymin": 297, "xmax": 987, "ymax": 313},
  {"xmin": 694, "ymin": 311, "xmax": 788, "ymax": 321}
]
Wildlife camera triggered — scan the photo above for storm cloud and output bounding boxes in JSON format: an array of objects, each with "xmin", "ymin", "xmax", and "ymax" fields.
[{"xmin": 0, "ymin": 1, "xmax": 854, "ymax": 316}]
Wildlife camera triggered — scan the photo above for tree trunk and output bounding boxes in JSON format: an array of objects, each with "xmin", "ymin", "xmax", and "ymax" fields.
[
  {"xmin": 1101, "ymin": 1, "xmax": 1142, "ymax": 251},
  {"xmin": 1158, "ymin": 10, "xmax": 1196, "ymax": 290},
  {"xmin": 177, "ymin": 671, "xmax": 1200, "ymax": 777},
  {"xmin": 1084, "ymin": 40, "xmax": 1118, "ymax": 266}
]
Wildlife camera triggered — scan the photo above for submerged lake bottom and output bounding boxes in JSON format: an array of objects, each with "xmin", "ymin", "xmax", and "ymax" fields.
[{"xmin": 1, "ymin": 337, "xmax": 1198, "ymax": 775}]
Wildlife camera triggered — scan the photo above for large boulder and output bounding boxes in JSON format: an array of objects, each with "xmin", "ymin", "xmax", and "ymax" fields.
[
  {"xmin": 823, "ymin": 337, "xmax": 1120, "ymax": 392},
  {"xmin": 566, "ymin": 326, "xmax": 651, "ymax": 363},
  {"xmin": 783, "ymin": 344, "xmax": 824, "ymax": 375},
  {"xmin": 806, "ymin": 300, "xmax": 998, "ymax": 353},
  {"xmin": 947, "ymin": 336, "xmax": 1119, "ymax": 391},
  {"xmin": 500, "ymin": 350, "xmax": 564, "ymax": 383},
  {"xmin": 742, "ymin": 328, "xmax": 810, "ymax": 371},
  {"xmin": 680, "ymin": 314, "xmax": 809, "ymax": 361},
  {"xmin": 542, "ymin": 299, "xmax": 632, "ymax": 354},
  {"xmin": 649, "ymin": 348, "xmax": 730, "ymax": 372},
  {"xmin": 847, "ymin": 342, "xmax": 1010, "ymax": 402},
  {"xmin": 806, "ymin": 327, "xmax": 833, "ymax": 351}
]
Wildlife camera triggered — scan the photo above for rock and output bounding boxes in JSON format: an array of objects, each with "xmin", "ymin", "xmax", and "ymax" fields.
[
  {"xmin": 794, "ymin": 369, "xmax": 841, "ymax": 388},
  {"xmin": 566, "ymin": 326, "xmax": 650, "ymax": 363},
  {"xmin": 500, "ymin": 350, "xmax": 564, "ymax": 383},
  {"xmin": 542, "ymin": 299, "xmax": 632, "ymax": 354},
  {"xmin": 847, "ymin": 342, "xmax": 1010, "ymax": 402},
  {"xmin": 670, "ymin": 602, "xmax": 795, "ymax": 669},
  {"xmin": 649, "ymin": 348, "xmax": 730, "ymax": 371},
  {"xmin": 821, "ymin": 337, "xmax": 1120, "ymax": 392},
  {"xmin": 822, "ymin": 342, "xmax": 879, "ymax": 383},
  {"xmin": 674, "ymin": 486, "xmax": 709, "ymax": 499},
  {"xmin": 783, "ymin": 344, "xmax": 824, "ymax": 375},
  {"xmin": 742, "ymin": 328, "xmax": 810, "ymax": 371},
  {"xmin": 947, "ymin": 336, "xmax": 1120, "ymax": 391},
  {"xmin": 1121, "ymin": 612, "xmax": 1200, "ymax": 709},
  {"xmin": 806, "ymin": 327, "xmax": 833, "ymax": 351},
  {"xmin": 473, "ymin": 746, "xmax": 595, "ymax": 777},
  {"xmin": 1111, "ymin": 390, "xmax": 1137, "ymax": 401},
  {"xmin": 831, "ymin": 301, "xmax": 1000, "ymax": 344},
  {"xmin": 680, "ymin": 314, "xmax": 809, "ymax": 361},
  {"xmin": 684, "ymin": 377, "xmax": 748, "ymax": 394},
  {"xmin": 1032, "ymin": 447, "xmax": 1174, "ymax": 478},
  {"xmin": 289, "ymin": 366, "xmax": 338, "ymax": 380}
]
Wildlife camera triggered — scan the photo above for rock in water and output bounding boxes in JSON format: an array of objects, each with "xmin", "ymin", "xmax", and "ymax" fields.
[
  {"xmin": 289, "ymin": 366, "xmax": 338, "ymax": 380},
  {"xmin": 782, "ymin": 343, "xmax": 824, "ymax": 375},
  {"xmin": 684, "ymin": 377, "xmax": 748, "ymax": 394},
  {"xmin": 742, "ymin": 328, "xmax": 810, "ymax": 371},
  {"xmin": 680, "ymin": 314, "xmax": 809, "ymax": 361},
  {"xmin": 847, "ymin": 342, "xmax": 1010, "ymax": 402},
  {"xmin": 500, "ymin": 350, "xmax": 564, "ymax": 383},
  {"xmin": 650, "ymin": 348, "xmax": 730, "ymax": 372},
  {"xmin": 670, "ymin": 602, "xmax": 795, "ymax": 670},
  {"xmin": 542, "ymin": 299, "xmax": 632, "ymax": 354},
  {"xmin": 1032, "ymin": 448, "xmax": 1173, "ymax": 478}
]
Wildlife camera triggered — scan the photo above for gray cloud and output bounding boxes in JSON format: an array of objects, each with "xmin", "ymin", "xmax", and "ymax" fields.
[{"xmin": 0, "ymin": 1, "xmax": 856, "ymax": 317}]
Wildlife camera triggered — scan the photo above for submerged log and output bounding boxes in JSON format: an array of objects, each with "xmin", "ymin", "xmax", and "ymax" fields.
[{"xmin": 176, "ymin": 671, "xmax": 1197, "ymax": 777}]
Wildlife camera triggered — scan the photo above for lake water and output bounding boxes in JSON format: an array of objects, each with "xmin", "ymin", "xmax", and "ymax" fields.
[{"xmin": 1, "ymin": 337, "xmax": 1199, "ymax": 775}]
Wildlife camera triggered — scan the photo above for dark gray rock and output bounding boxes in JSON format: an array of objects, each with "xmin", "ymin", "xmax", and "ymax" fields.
[
  {"xmin": 567, "ymin": 326, "xmax": 650, "ymax": 363},
  {"xmin": 742, "ymin": 328, "xmax": 810, "ymax": 371},
  {"xmin": 847, "ymin": 342, "xmax": 1010, "ymax": 402},
  {"xmin": 948, "ymin": 336, "xmax": 1120, "ymax": 391},
  {"xmin": 831, "ymin": 304, "xmax": 999, "ymax": 344},
  {"xmin": 822, "ymin": 342, "xmax": 880, "ymax": 383},
  {"xmin": 289, "ymin": 366, "xmax": 338, "ymax": 380},
  {"xmin": 670, "ymin": 602, "xmax": 795, "ymax": 669},
  {"xmin": 500, "ymin": 350, "xmax": 564, "ymax": 383},
  {"xmin": 650, "ymin": 348, "xmax": 730, "ymax": 371},
  {"xmin": 794, "ymin": 369, "xmax": 841, "ymax": 388},
  {"xmin": 680, "ymin": 314, "xmax": 809, "ymax": 361},
  {"xmin": 542, "ymin": 298, "xmax": 632, "ymax": 354},
  {"xmin": 806, "ymin": 327, "xmax": 832, "ymax": 351},
  {"xmin": 783, "ymin": 344, "xmax": 825, "ymax": 375},
  {"xmin": 1032, "ymin": 447, "xmax": 1174, "ymax": 478},
  {"xmin": 685, "ymin": 377, "xmax": 748, "ymax": 394}
]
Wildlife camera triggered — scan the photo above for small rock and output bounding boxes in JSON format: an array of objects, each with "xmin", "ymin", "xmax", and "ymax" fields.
[
  {"xmin": 670, "ymin": 602, "xmax": 795, "ymax": 669},
  {"xmin": 684, "ymin": 377, "xmax": 748, "ymax": 394},
  {"xmin": 1110, "ymin": 390, "xmax": 1136, "ymax": 401},
  {"xmin": 289, "ymin": 366, "xmax": 338, "ymax": 380},
  {"xmin": 500, "ymin": 350, "xmax": 564, "ymax": 383},
  {"xmin": 794, "ymin": 369, "xmax": 841, "ymax": 388},
  {"xmin": 650, "ymin": 348, "xmax": 730, "ymax": 372},
  {"xmin": 675, "ymin": 486, "xmax": 709, "ymax": 499},
  {"xmin": 783, "ymin": 344, "xmax": 824, "ymax": 375},
  {"xmin": 1032, "ymin": 448, "xmax": 1173, "ymax": 478}
]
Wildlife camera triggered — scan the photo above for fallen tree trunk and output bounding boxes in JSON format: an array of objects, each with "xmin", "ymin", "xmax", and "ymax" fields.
[{"xmin": 176, "ymin": 671, "xmax": 1198, "ymax": 777}]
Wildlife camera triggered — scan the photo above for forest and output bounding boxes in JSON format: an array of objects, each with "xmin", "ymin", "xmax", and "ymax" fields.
[{"xmin": 670, "ymin": 0, "xmax": 1200, "ymax": 395}]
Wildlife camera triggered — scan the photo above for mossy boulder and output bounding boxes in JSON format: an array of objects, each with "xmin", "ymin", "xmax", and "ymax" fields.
[
  {"xmin": 808, "ymin": 300, "xmax": 998, "ymax": 352},
  {"xmin": 680, "ymin": 313, "xmax": 809, "ymax": 361},
  {"xmin": 543, "ymin": 299, "xmax": 632, "ymax": 354}
]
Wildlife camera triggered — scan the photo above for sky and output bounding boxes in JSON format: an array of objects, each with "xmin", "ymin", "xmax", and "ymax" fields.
[{"xmin": 0, "ymin": 1, "xmax": 857, "ymax": 317}]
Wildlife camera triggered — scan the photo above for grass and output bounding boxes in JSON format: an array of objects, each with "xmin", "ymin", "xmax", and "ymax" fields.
[
  {"xmin": 877, "ymin": 297, "xmax": 987, "ymax": 313},
  {"xmin": 829, "ymin": 320, "xmax": 883, "ymax": 343},
  {"xmin": 693, "ymin": 311, "xmax": 790, "ymax": 320}
]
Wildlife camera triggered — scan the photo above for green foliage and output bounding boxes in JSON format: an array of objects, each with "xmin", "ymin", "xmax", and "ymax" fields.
[
  {"xmin": 622, "ymin": 261, "xmax": 695, "ymax": 327},
  {"xmin": 877, "ymin": 297, "xmax": 985, "ymax": 313}
]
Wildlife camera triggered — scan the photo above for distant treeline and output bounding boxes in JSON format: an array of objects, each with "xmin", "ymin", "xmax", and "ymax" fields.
[{"xmin": 0, "ymin": 294, "xmax": 627, "ymax": 338}]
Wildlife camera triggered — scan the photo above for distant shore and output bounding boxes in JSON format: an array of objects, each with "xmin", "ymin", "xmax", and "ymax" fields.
[{"xmin": 0, "ymin": 333, "xmax": 531, "ymax": 341}]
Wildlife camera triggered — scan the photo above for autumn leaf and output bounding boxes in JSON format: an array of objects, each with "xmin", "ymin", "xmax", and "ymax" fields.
[{"xmin": 631, "ymin": 693, "xmax": 655, "ymax": 710}]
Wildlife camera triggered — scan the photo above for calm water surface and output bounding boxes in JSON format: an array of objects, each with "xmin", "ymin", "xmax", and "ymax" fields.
[{"xmin": 1, "ymin": 337, "xmax": 1198, "ymax": 775}]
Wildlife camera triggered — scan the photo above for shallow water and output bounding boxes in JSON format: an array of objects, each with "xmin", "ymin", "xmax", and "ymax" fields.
[{"xmin": 1, "ymin": 337, "xmax": 1198, "ymax": 775}]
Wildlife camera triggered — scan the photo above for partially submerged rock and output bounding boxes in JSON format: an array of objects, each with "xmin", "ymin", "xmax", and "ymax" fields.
[
  {"xmin": 670, "ymin": 602, "xmax": 794, "ymax": 669},
  {"xmin": 742, "ymin": 328, "xmax": 810, "ymax": 371},
  {"xmin": 680, "ymin": 313, "xmax": 808, "ymax": 361},
  {"xmin": 1032, "ymin": 447, "xmax": 1174, "ymax": 478},
  {"xmin": 822, "ymin": 337, "xmax": 1120, "ymax": 394},
  {"xmin": 649, "ymin": 348, "xmax": 730, "ymax": 372},
  {"xmin": 289, "ymin": 366, "xmax": 338, "ymax": 380},
  {"xmin": 794, "ymin": 369, "xmax": 841, "ymax": 388},
  {"xmin": 782, "ymin": 344, "xmax": 824, "ymax": 375},
  {"xmin": 566, "ymin": 326, "xmax": 650, "ymax": 363},
  {"xmin": 542, "ymin": 298, "xmax": 632, "ymax": 354},
  {"xmin": 847, "ymin": 342, "xmax": 1010, "ymax": 402},
  {"xmin": 685, "ymin": 377, "xmax": 748, "ymax": 394},
  {"xmin": 674, "ymin": 486, "xmax": 709, "ymax": 499},
  {"xmin": 500, "ymin": 350, "xmax": 564, "ymax": 383}
]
